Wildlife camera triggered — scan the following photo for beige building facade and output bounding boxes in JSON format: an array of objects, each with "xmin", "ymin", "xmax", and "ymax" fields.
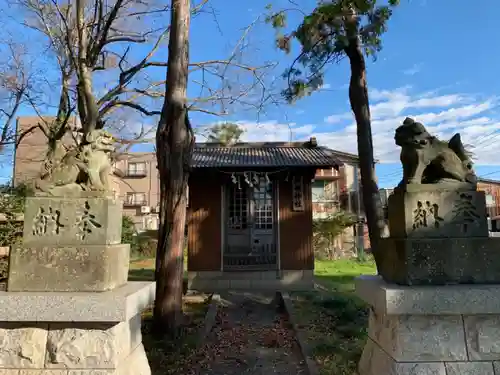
[{"xmin": 113, "ymin": 153, "xmax": 160, "ymax": 230}]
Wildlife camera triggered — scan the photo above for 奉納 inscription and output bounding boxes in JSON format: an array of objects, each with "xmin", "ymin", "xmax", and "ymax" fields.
[
  {"xmin": 412, "ymin": 201, "xmax": 444, "ymax": 230},
  {"xmin": 32, "ymin": 207, "xmax": 65, "ymax": 236},
  {"xmin": 76, "ymin": 201, "xmax": 102, "ymax": 240},
  {"xmin": 452, "ymin": 192, "xmax": 480, "ymax": 233}
]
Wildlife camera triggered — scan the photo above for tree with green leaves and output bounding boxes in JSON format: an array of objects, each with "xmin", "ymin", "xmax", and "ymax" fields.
[
  {"xmin": 313, "ymin": 210, "xmax": 356, "ymax": 260},
  {"xmin": 0, "ymin": 183, "xmax": 32, "ymax": 282},
  {"xmin": 207, "ymin": 122, "xmax": 245, "ymax": 145},
  {"xmin": 267, "ymin": 0, "xmax": 399, "ymax": 260}
]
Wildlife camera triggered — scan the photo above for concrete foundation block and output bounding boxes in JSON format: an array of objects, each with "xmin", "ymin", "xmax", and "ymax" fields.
[
  {"xmin": 0, "ymin": 282, "xmax": 154, "ymax": 374},
  {"xmin": 356, "ymin": 275, "xmax": 500, "ymax": 375}
]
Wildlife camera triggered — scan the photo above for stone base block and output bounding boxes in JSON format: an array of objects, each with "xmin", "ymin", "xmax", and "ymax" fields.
[
  {"xmin": 356, "ymin": 275, "xmax": 500, "ymax": 375},
  {"xmin": 0, "ymin": 282, "xmax": 155, "ymax": 322},
  {"xmin": 359, "ymin": 339, "xmax": 497, "ymax": 375},
  {"xmin": 388, "ymin": 189, "xmax": 488, "ymax": 238},
  {"xmin": 188, "ymin": 270, "xmax": 314, "ymax": 291},
  {"xmin": 23, "ymin": 196, "xmax": 123, "ymax": 247},
  {"xmin": 376, "ymin": 237, "xmax": 500, "ymax": 285},
  {"xmin": 0, "ymin": 282, "xmax": 154, "ymax": 374},
  {"xmin": 7, "ymin": 244, "xmax": 130, "ymax": 292}
]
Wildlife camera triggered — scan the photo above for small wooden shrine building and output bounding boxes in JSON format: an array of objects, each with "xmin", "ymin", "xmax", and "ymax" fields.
[{"xmin": 187, "ymin": 138, "xmax": 341, "ymax": 290}]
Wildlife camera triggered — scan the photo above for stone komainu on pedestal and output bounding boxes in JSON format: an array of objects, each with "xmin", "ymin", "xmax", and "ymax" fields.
[
  {"xmin": 0, "ymin": 132, "xmax": 154, "ymax": 375},
  {"xmin": 376, "ymin": 117, "xmax": 500, "ymax": 286},
  {"xmin": 356, "ymin": 118, "xmax": 500, "ymax": 375}
]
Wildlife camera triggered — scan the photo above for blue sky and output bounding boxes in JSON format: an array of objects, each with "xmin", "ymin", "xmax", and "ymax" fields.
[{"xmin": 3, "ymin": 0, "xmax": 500, "ymax": 188}]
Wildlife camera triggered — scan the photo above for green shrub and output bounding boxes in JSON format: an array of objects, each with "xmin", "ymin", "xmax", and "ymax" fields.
[
  {"xmin": 121, "ymin": 217, "xmax": 159, "ymax": 258},
  {"xmin": 0, "ymin": 256, "xmax": 8, "ymax": 282},
  {"xmin": 122, "ymin": 216, "xmax": 137, "ymax": 245},
  {"xmin": 0, "ymin": 184, "xmax": 31, "ymax": 247},
  {"xmin": 135, "ymin": 233, "xmax": 157, "ymax": 257},
  {"xmin": 313, "ymin": 211, "xmax": 356, "ymax": 260}
]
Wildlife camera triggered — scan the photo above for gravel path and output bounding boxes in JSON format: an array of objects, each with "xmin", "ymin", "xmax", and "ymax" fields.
[{"xmin": 192, "ymin": 292, "xmax": 308, "ymax": 375}]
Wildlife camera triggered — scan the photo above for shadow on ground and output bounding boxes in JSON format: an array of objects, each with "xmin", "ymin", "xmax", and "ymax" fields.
[
  {"xmin": 128, "ymin": 268, "xmax": 155, "ymax": 281},
  {"xmin": 315, "ymin": 275, "xmax": 360, "ymax": 293},
  {"xmin": 141, "ymin": 295, "xmax": 211, "ymax": 375},
  {"xmin": 291, "ymin": 271, "xmax": 372, "ymax": 374}
]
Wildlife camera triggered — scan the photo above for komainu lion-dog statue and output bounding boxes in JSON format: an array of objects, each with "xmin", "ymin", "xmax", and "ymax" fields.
[
  {"xmin": 35, "ymin": 129, "xmax": 115, "ymax": 196},
  {"xmin": 395, "ymin": 117, "xmax": 477, "ymax": 190}
]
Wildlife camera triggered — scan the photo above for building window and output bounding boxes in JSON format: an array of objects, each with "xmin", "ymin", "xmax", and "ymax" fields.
[
  {"xmin": 127, "ymin": 162, "xmax": 147, "ymax": 176},
  {"xmin": 312, "ymin": 181, "xmax": 326, "ymax": 202},
  {"xmin": 486, "ymin": 194, "xmax": 495, "ymax": 207},
  {"xmin": 312, "ymin": 180, "xmax": 338, "ymax": 202},
  {"xmin": 126, "ymin": 192, "xmax": 147, "ymax": 206}
]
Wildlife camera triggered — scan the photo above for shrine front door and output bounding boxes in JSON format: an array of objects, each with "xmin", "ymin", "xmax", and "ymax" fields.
[{"xmin": 224, "ymin": 175, "xmax": 277, "ymax": 271}]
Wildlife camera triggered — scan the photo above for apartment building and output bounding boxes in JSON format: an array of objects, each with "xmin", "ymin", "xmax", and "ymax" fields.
[
  {"xmin": 113, "ymin": 153, "xmax": 160, "ymax": 230},
  {"xmin": 13, "ymin": 116, "xmax": 80, "ymax": 184},
  {"xmin": 13, "ymin": 116, "xmax": 364, "ymax": 234},
  {"xmin": 312, "ymin": 151, "xmax": 362, "ymax": 219},
  {"xmin": 478, "ymin": 178, "xmax": 500, "ymax": 218}
]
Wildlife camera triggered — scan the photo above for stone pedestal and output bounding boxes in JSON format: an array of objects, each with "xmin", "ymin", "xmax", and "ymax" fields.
[
  {"xmin": 387, "ymin": 187, "xmax": 489, "ymax": 239},
  {"xmin": 0, "ymin": 282, "xmax": 155, "ymax": 374},
  {"xmin": 1, "ymin": 195, "xmax": 154, "ymax": 374},
  {"xmin": 356, "ymin": 275, "xmax": 500, "ymax": 375},
  {"xmin": 8, "ymin": 197, "xmax": 127, "ymax": 292},
  {"xmin": 378, "ymin": 187, "xmax": 499, "ymax": 285}
]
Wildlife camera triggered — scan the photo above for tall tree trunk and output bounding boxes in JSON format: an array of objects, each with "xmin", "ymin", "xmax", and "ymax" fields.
[
  {"xmin": 153, "ymin": 0, "xmax": 193, "ymax": 337},
  {"xmin": 345, "ymin": 37, "xmax": 385, "ymax": 262},
  {"xmin": 76, "ymin": 0, "xmax": 98, "ymax": 137}
]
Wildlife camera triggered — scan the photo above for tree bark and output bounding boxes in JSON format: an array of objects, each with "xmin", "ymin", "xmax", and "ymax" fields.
[
  {"xmin": 345, "ymin": 37, "xmax": 385, "ymax": 262},
  {"xmin": 153, "ymin": 0, "xmax": 193, "ymax": 337},
  {"xmin": 76, "ymin": 0, "xmax": 99, "ymax": 136}
]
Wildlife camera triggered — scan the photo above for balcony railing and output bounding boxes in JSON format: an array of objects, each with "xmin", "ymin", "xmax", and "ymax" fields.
[
  {"xmin": 124, "ymin": 199, "xmax": 148, "ymax": 207},
  {"xmin": 315, "ymin": 168, "xmax": 340, "ymax": 178}
]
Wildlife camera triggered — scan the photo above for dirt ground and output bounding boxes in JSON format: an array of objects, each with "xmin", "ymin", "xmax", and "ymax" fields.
[{"xmin": 191, "ymin": 292, "xmax": 308, "ymax": 375}]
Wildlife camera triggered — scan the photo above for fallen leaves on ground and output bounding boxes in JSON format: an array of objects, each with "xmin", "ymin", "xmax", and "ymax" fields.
[
  {"xmin": 145, "ymin": 300, "xmax": 306, "ymax": 375},
  {"xmin": 142, "ymin": 294, "xmax": 211, "ymax": 375},
  {"xmin": 290, "ymin": 291, "xmax": 369, "ymax": 375}
]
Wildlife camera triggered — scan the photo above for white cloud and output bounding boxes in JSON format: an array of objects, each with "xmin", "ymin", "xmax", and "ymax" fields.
[
  {"xmin": 197, "ymin": 120, "xmax": 314, "ymax": 142},
  {"xmin": 239, "ymin": 121, "xmax": 314, "ymax": 142},
  {"xmin": 317, "ymin": 88, "xmax": 500, "ymax": 166},
  {"xmin": 204, "ymin": 86, "xmax": 500, "ymax": 169},
  {"xmin": 402, "ymin": 63, "xmax": 423, "ymax": 76},
  {"xmin": 325, "ymin": 112, "xmax": 353, "ymax": 124}
]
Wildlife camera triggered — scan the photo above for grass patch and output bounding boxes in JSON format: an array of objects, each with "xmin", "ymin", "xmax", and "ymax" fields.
[
  {"xmin": 129, "ymin": 258, "xmax": 156, "ymax": 281},
  {"xmin": 291, "ymin": 258, "xmax": 377, "ymax": 375},
  {"xmin": 141, "ymin": 294, "xmax": 212, "ymax": 375},
  {"xmin": 315, "ymin": 257, "xmax": 377, "ymax": 293},
  {"xmin": 128, "ymin": 257, "xmax": 189, "ymax": 294}
]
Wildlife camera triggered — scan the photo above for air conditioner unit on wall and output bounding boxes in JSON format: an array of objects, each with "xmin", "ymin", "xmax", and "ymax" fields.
[{"xmin": 141, "ymin": 206, "xmax": 151, "ymax": 214}]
